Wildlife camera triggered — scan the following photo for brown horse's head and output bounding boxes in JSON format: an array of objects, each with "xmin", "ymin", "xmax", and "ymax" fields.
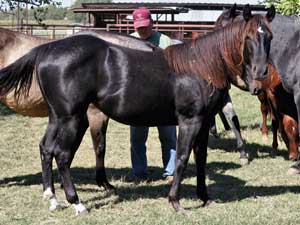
[
  {"xmin": 216, "ymin": 4, "xmax": 276, "ymax": 94},
  {"xmin": 164, "ymin": 4, "xmax": 275, "ymax": 92}
]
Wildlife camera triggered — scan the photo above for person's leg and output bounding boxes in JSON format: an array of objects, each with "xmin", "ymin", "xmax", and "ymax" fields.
[
  {"xmin": 130, "ymin": 126, "xmax": 149, "ymax": 178},
  {"xmin": 157, "ymin": 126, "xmax": 177, "ymax": 177}
]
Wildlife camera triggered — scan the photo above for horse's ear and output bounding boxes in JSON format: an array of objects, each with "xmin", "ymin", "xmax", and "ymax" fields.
[
  {"xmin": 243, "ymin": 4, "xmax": 252, "ymax": 22},
  {"xmin": 229, "ymin": 3, "xmax": 237, "ymax": 18},
  {"xmin": 266, "ymin": 5, "xmax": 276, "ymax": 22}
]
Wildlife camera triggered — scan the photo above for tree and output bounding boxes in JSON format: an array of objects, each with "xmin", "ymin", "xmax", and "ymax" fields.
[
  {"xmin": 0, "ymin": 0, "xmax": 62, "ymax": 23},
  {"xmin": 262, "ymin": 0, "xmax": 300, "ymax": 15}
]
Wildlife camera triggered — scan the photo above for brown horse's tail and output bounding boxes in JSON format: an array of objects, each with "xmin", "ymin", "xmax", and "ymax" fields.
[{"xmin": 0, "ymin": 46, "xmax": 41, "ymax": 100}]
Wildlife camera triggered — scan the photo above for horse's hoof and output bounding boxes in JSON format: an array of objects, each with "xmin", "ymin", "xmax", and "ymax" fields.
[
  {"xmin": 202, "ymin": 199, "xmax": 215, "ymax": 207},
  {"xmin": 289, "ymin": 155, "xmax": 299, "ymax": 161},
  {"xmin": 287, "ymin": 160, "xmax": 300, "ymax": 175},
  {"xmin": 73, "ymin": 203, "xmax": 88, "ymax": 216},
  {"xmin": 287, "ymin": 166, "xmax": 300, "ymax": 175},
  {"xmin": 48, "ymin": 197, "xmax": 62, "ymax": 211},
  {"xmin": 240, "ymin": 158, "xmax": 249, "ymax": 166},
  {"xmin": 170, "ymin": 200, "xmax": 185, "ymax": 213},
  {"xmin": 97, "ymin": 181, "xmax": 115, "ymax": 191},
  {"xmin": 49, "ymin": 202, "xmax": 62, "ymax": 211},
  {"xmin": 262, "ymin": 135, "xmax": 268, "ymax": 143}
]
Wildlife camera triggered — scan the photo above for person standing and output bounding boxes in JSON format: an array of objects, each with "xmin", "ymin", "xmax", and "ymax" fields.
[{"xmin": 128, "ymin": 7, "xmax": 177, "ymax": 183}]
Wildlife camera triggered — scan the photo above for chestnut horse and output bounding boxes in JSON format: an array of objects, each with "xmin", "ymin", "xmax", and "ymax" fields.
[
  {"xmin": 0, "ymin": 5, "xmax": 275, "ymax": 215},
  {"xmin": 259, "ymin": 65, "xmax": 299, "ymax": 162}
]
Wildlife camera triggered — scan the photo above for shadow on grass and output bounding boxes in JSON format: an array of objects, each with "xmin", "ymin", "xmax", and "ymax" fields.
[
  {"xmin": 208, "ymin": 134, "xmax": 289, "ymax": 161},
  {"xmin": 1, "ymin": 160, "xmax": 299, "ymax": 208}
]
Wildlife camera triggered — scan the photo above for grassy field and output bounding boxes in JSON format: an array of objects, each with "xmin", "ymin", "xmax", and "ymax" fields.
[{"xmin": 1, "ymin": 86, "xmax": 300, "ymax": 225}]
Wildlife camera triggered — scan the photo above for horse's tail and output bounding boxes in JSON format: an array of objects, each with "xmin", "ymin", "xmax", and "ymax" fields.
[{"xmin": 0, "ymin": 46, "xmax": 41, "ymax": 99}]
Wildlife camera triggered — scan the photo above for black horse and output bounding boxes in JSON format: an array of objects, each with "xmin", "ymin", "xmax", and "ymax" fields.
[
  {"xmin": 216, "ymin": 4, "xmax": 300, "ymax": 171},
  {"xmin": 0, "ymin": 5, "xmax": 275, "ymax": 215}
]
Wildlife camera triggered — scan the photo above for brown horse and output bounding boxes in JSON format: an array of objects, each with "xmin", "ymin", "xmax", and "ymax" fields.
[
  {"xmin": 215, "ymin": 5, "xmax": 271, "ymax": 142},
  {"xmin": 0, "ymin": 27, "xmax": 113, "ymax": 190},
  {"xmin": 258, "ymin": 64, "xmax": 299, "ymax": 163}
]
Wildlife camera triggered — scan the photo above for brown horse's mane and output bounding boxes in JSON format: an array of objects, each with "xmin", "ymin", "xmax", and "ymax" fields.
[{"xmin": 164, "ymin": 15, "xmax": 272, "ymax": 89}]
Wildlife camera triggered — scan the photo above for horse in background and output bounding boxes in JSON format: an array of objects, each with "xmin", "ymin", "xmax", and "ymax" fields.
[
  {"xmin": 215, "ymin": 4, "xmax": 300, "ymax": 172},
  {"xmin": 259, "ymin": 64, "xmax": 299, "ymax": 163},
  {"xmin": 215, "ymin": 4, "xmax": 272, "ymax": 142},
  {"xmin": 0, "ymin": 5, "xmax": 275, "ymax": 215}
]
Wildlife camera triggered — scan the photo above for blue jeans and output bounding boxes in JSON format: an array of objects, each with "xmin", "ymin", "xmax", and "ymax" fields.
[{"xmin": 130, "ymin": 126, "xmax": 177, "ymax": 178}]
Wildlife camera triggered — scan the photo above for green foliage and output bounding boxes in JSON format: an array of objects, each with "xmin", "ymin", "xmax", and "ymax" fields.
[
  {"xmin": 262, "ymin": 0, "xmax": 300, "ymax": 15},
  {"xmin": 72, "ymin": 0, "xmax": 112, "ymax": 7},
  {"xmin": 0, "ymin": 0, "xmax": 62, "ymax": 23}
]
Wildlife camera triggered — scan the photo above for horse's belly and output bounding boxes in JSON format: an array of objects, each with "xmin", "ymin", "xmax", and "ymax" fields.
[{"xmin": 1, "ymin": 79, "xmax": 48, "ymax": 117}]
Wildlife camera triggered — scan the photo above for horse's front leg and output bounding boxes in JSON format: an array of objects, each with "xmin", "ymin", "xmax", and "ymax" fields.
[
  {"xmin": 87, "ymin": 104, "xmax": 114, "ymax": 190},
  {"xmin": 258, "ymin": 91, "xmax": 269, "ymax": 141},
  {"xmin": 289, "ymin": 91, "xmax": 300, "ymax": 172},
  {"xmin": 193, "ymin": 118, "xmax": 212, "ymax": 206},
  {"xmin": 221, "ymin": 96, "xmax": 248, "ymax": 165},
  {"xmin": 168, "ymin": 117, "xmax": 203, "ymax": 212}
]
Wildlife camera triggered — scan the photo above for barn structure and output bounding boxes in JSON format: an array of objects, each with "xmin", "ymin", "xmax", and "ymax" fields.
[{"xmin": 72, "ymin": 1, "xmax": 266, "ymax": 39}]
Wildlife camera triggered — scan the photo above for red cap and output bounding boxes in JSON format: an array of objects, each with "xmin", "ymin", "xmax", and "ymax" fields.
[{"xmin": 132, "ymin": 7, "xmax": 152, "ymax": 29}]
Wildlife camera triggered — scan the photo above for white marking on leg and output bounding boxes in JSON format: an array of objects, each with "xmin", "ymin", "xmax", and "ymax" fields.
[
  {"xmin": 73, "ymin": 202, "xmax": 88, "ymax": 216},
  {"xmin": 49, "ymin": 197, "xmax": 60, "ymax": 211},
  {"xmin": 43, "ymin": 187, "xmax": 61, "ymax": 211},
  {"xmin": 43, "ymin": 187, "xmax": 54, "ymax": 200}
]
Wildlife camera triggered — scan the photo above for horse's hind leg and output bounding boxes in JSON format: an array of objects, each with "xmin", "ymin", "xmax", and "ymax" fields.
[
  {"xmin": 282, "ymin": 115, "xmax": 299, "ymax": 161},
  {"xmin": 221, "ymin": 95, "xmax": 248, "ymax": 165},
  {"xmin": 40, "ymin": 125, "xmax": 60, "ymax": 211},
  {"xmin": 52, "ymin": 113, "xmax": 89, "ymax": 215},
  {"xmin": 87, "ymin": 104, "xmax": 114, "ymax": 190}
]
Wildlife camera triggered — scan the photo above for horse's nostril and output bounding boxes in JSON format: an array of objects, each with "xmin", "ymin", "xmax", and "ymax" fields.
[{"xmin": 263, "ymin": 67, "xmax": 269, "ymax": 76}]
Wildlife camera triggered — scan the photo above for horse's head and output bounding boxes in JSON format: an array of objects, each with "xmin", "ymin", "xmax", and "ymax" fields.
[
  {"xmin": 217, "ymin": 4, "xmax": 275, "ymax": 95},
  {"xmin": 215, "ymin": 3, "xmax": 241, "ymax": 29}
]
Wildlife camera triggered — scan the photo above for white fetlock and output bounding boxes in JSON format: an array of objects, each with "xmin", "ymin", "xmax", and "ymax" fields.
[
  {"xmin": 43, "ymin": 188, "xmax": 61, "ymax": 211},
  {"xmin": 43, "ymin": 187, "xmax": 54, "ymax": 201},
  {"xmin": 73, "ymin": 202, "xmax": 88, "ymax": 216},
  {"xmin": 49, "ymin": 197, "xmax": 61, "ymax": 211}
]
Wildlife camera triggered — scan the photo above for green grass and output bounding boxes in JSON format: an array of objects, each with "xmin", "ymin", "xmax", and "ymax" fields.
[{"xmin": 1, "ymin": 86, "xmax": 300, "ymax": 225}]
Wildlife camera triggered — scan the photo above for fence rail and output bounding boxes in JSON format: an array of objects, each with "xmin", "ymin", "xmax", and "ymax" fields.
[{"xmin": 1, "ymin": 22, "xmax": 215, "ymax": 40}]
